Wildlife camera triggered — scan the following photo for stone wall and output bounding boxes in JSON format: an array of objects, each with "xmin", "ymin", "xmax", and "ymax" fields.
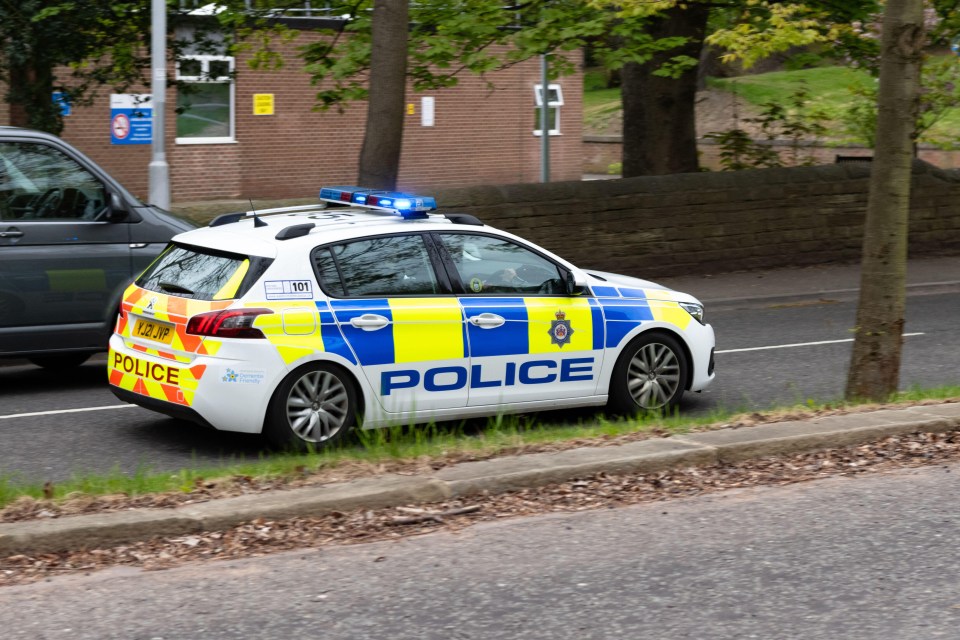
[
  {"xmin": 584, "ymin": 135, "xmax": 960, "ymax": 174},
  {"xmin": 433, "ymin": 161, "xmax": 960, "ymax": 280}
]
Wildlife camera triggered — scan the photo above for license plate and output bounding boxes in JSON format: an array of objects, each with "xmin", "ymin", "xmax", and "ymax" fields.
[{"xmin": 133, "ymin": 318, "xmax": 175, "ymax": 345}]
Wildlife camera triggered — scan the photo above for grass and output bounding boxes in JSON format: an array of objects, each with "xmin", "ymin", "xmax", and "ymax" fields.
[
  {"xmin": 585, "ymin": 60, "xmax": 960, "ymax": 146},
  {"xmin": 707, "ymin": 66, "xmax": 874, "ymax": 121},
  {"xmin": 2, "ymin": 386, "xmax": 959, "ymax": 510}
]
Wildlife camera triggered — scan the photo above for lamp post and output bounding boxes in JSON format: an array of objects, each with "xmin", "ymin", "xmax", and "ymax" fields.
[
  {"xmin": 148, "ymin": 0, "xmax": 170, "ymax": 209},
  {"xmin": 540, "ymin": 53, "xmax": 550, "ymax": 183}
]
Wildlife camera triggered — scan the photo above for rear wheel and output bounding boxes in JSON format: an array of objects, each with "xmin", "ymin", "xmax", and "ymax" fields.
[
  {"xmin": 264, "ymin": 362, "xmax": 358, "ymax": 451},
  {"xmin": 28, "ymin": 353, "xmax": 90, "ymax": 369},
  {"xmin": 608, "ymin": 332, "xmax": 688, "ymax": 415}
]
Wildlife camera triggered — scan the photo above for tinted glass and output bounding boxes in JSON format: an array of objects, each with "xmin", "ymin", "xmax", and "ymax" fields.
[
  {"xmin": 137, "ymin": 244, "xmax": 249, "ymax": 301},
  {"xmin": 315, "ymin": 235, "xmax": 439, "ymax": 297},
  {"xmin": 439, "ymin": 233, "xmax": 564, "ymax": 294},
  {"xmin": 0, "ymin": 142, "xmax": 107, "ymax": 221}
]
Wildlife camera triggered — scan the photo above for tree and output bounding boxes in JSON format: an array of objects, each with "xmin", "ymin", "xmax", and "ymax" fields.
[
  {"xmin": 845, "ymin": 0, "xmax": 925, "ymax": 401},
  {"xmin": 0, "ymin": 1, "xmax": 152, "ymax": 134},
  {"xmin": 620, "ymin": 2, "xmax": 708, "ymax": 176},
  {"xmin": 357, "ymin": 0, "xmax": 408, "ymax": 190},
  {"xmin": 238, "ymin": 0, "xmax": 601, "ymax": 188},
  {"xmin": 593, "ymin": 0, "xmax": 880, "ymax": 176}
]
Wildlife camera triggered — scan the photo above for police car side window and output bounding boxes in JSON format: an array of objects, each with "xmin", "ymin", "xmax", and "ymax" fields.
[
  {"xmin": 439, "ymin": 233, "xmax": 564, "ymax": 295},
  {"xmin": 314, "ymin": 234, "xmax": 440, "ymax": 297}
]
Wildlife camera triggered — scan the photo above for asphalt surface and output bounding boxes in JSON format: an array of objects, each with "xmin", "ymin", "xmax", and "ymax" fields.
[
  {"xmin": 4, "ymin": 460, "xmax": 960, "ymax": 639},
  {"xmin": 2, "ymin": 256, "xmax": 959, "ymax": 483}
]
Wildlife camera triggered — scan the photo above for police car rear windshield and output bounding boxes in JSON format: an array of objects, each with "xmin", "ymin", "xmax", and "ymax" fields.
[{"xmin": 137, "ymin": 243, "xmax": 255, "ymax": 301}]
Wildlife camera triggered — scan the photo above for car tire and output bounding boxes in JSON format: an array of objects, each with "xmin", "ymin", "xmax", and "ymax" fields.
[
  {"xmin": 263, "ymin": 362, "xmax": 358, "ymax": 452},
  {"xmin": 607, "ymin": 332, "xmax": 688, "ymax": 415},
  {"xmin": 28, "ymin": 353, "xmax": 91, "ymax": 369}
]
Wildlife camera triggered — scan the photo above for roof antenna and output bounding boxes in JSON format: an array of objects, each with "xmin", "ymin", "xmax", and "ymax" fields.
[{"xmin": 249, "ymin": 198, "xmax": 267, "ymax": 228}]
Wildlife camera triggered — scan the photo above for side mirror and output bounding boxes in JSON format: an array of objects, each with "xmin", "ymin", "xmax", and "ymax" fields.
[
  {"xmin": 103, "ymin": 193, "xmax": 129, "ymax": 222},
  {"xmin": 565, "ymin": 268, "xmax": 588, "ymax": 295}
]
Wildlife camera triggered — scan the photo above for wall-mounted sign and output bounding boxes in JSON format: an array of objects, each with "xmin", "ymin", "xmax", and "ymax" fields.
[
  {"xmin": 52, "ymin": 92, "xmax": 71, "ymax": 117},
  {"xmin": 253, "ymin": 93, "xmax": 275, "ymax": 115},
  {"xmin": 421, "ymin": 97, "xmax": 435, "ymax": 127},
  {"xmin": 110, "ymin": 94, "xmax": 153, "ymax": 145}
]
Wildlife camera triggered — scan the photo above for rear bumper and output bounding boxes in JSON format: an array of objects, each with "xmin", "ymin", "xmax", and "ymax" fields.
[{"xmin": 110, "ymin": 386, "xmax": 214, "ymax": 429}]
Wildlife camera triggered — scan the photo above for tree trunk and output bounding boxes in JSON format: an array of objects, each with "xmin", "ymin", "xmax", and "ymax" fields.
[
  {"xmin": 357, "ymin": 0, "xmax": 408, "ymax": 190},
  {"xmin": 7, "ymin": 60, "xmax": 61, "ymax": 134},
  {"xmin": 845, "ymin": 0, "xmax": 925, "ymax": 401},
  {"xmin": 620, "ymin": 2, "xmax": 708, "ymax": 177}
]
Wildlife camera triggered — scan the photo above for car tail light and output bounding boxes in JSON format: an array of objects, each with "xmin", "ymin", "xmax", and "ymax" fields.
[{"xmin": 186, "ymin": 308, "xmax": 272, "ymax": 339}]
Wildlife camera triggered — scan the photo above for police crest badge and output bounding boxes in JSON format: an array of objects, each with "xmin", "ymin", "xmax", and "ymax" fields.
[{"xmin": 549, "ymin": 309, "xmax": 574, "ymax": 348}]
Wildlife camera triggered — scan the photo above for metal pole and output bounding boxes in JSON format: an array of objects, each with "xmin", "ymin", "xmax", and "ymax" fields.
[
  {"xmin": 149, "ymin": 0, "xmax": 171, "ymax": 209},
  {"xmin": 540, "ymin": 53, "xmax": 549, "ymax": 183}
]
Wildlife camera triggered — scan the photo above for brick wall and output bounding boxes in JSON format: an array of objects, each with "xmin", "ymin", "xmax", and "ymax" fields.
[
  {"xmin": 432, "ymin": 161, "xmax": 960, "ymax": 279},
  {"xmin": 7, "ymin": 35, "xmax": 582, "ymax": 203}
]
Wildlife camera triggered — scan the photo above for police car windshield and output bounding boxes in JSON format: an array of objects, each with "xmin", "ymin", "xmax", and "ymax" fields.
[{"xmin": 138, "ymin": 243, "xmax": 249, "ymax": 301}]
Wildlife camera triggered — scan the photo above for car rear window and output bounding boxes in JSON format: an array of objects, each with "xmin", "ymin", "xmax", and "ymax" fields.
[{"xmin": 137, "ymin": 243, "xmax": 252, "ymax": 301}]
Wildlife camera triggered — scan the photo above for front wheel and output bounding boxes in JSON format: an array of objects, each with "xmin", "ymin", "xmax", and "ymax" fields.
[
  {"xmin": 607, "ymin": 333, "xmax": 688, "ymax": 415},
  {"xmin": 264, "ymin": 362, "xmax": 358, "ymax": 452}
]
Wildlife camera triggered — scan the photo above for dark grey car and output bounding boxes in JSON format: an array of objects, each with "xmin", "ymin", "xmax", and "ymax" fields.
[{"xmin": 0, "ymin": 127, "xmax": 194, "ymax": 368}]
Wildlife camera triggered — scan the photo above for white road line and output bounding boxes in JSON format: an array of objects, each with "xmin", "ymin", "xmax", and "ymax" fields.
[
  {"xmin": 0, "ymin": 404, "xmax": 136, "ymax": 420},
  {"xmin": 0, "ymin": 331, "xmax": 931, "ymax": 418},
  {"xmin": 717, "ymin": 332, "xmax": 925, "ymax": 354}
]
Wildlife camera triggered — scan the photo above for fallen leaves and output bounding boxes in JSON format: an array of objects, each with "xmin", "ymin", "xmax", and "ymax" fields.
[{"xmin": 3, "ymin": 429, "xmax": 960, "ymax": 587}]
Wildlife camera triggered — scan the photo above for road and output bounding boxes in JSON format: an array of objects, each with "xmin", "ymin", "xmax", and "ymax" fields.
[
  {"xmin": 2, "ymin": 257, "xmax": 959, "ymax": 482},
  {"xmin": 4, "ymin": 458, "xmax": 960, "ymax": 638}
]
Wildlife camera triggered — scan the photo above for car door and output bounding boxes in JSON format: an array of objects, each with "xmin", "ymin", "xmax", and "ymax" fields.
[
  {"xmin": 0, "ymin": 141, "xmax": 130, "ymax": 339},
  {"xmin": 435, "ymin": 232, "xmax": 606, "ymax": 407},
  {"xmin": 313, "ymin": 232, "xmax": 469, "ymax": 415}
]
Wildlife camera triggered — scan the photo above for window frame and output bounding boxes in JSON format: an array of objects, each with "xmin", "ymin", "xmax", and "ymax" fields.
[
  {"xmin": 175, "ymin": 54, "xmax": 236, "ymax": 145},
  {"xmin": 533, "ymin": 83, "xmax": 564, "ymax": 137}
]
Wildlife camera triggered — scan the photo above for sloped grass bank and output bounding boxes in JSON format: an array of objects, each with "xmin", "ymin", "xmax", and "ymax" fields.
[{"xmin": 3, "ymin": 386, "xmax": 959, "ymax": 513}]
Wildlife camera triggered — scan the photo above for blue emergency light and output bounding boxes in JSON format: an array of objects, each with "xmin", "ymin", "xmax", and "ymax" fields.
[{"xmin": 318, "ymin": 186, "xmax": 437, "ymax": 219}]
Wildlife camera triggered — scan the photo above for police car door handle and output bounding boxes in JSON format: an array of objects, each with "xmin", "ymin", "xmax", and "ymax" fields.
[
  {"xmin": 469, "ymin": 313, "xmax": 505, "ymax": 328},
  {"xmin": 350, "ymin": 314, "xmax": 390, "ymax": 331},
  {"xmin": 0, "ymin": 228, "xmax": 23, "ymax": 238}
]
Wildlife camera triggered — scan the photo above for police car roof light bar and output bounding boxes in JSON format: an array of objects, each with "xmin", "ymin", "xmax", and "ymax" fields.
[{"xmin": 318, "ymin": 186, "xmax": 437, "ymax": 220}]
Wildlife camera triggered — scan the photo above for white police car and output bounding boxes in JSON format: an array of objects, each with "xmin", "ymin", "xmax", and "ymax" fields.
[{"xmin": 108, "ymin": 187, "xmax": 715, "ymax": 450}]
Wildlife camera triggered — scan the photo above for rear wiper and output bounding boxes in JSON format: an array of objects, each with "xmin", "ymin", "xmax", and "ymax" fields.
[{"xmin": 158, "ymin": 281, "xmax": 195, "ymax": 295}]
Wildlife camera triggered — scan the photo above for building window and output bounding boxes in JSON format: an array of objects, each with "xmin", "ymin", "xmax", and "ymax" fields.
[
  {"xmin": 176, "ymin": 55, "xmax": 235, "ymax": 143},
  {"xmin": 533, "ymin": 83, "xmax": 563, "ymax": 136}
]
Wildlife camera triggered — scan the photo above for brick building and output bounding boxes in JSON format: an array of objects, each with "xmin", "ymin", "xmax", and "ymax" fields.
[{"xmin": 1, "ymin": 24, "xmax": 582, "ymax": 203}]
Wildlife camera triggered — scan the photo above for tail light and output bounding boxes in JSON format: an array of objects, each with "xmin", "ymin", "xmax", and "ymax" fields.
[{"xmin": 186, "ymin": 308, "xmax": 272, "ymax": 339}]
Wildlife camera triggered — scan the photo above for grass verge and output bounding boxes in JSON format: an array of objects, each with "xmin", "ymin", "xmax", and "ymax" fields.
[{"xmin": 2, "ymin": 387, "xmax": 958, "ymax": 510}]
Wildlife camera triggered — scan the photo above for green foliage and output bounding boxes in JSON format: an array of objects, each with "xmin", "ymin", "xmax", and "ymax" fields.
[
  {"xmin": 705, "ymin": 81, "xmax": 829, "ymax": 170},
  {"xmin": 232, "ymin": 0, "xmax": 607, "ymax": 112},
  {"xmin": 838, "ymin": 55, "xmax": 960, "ymax": 148},
  {"xmin": 704, "ymin": 128, "xmax": 781, "ymax": 171},
  {"xmin": 0, "ymin": 0, "xmax": 228, "ymax": 134}
]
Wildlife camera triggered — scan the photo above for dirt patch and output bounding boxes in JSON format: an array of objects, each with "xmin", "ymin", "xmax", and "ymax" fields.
[
  {"xmin": 3, "ymin": 427, "xmax": 960, "ymax": 587},
  {"xmin": 584, "ymin": 89, "xmax": 767, "ymax": 138}
]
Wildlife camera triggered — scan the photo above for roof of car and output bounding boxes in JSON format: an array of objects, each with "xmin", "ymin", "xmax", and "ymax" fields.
[{"xmin": 175, "ymin": 204, "xmax": 485, "ymax": 259}]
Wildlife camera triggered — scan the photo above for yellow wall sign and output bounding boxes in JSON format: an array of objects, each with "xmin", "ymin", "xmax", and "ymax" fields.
[{"xmin": 253, "ymin": 94, "xmax": 275, "ymax": 116}]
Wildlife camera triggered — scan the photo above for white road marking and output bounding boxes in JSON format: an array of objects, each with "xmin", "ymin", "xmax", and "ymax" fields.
[
  {"xmin": 1, "ymin": 332, "xmax": 930, "ymax": 418},
  {"xmin": 717, "ymin": 332, "xmax": 925, "ymax": 354},
  {"xmin": 0, "ymin": 404, "xmax": 137, "ymax": 420}
]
